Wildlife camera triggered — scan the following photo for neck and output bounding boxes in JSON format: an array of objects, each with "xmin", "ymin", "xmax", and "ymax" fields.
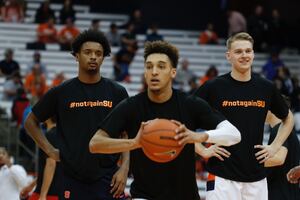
[
  {"xmin": 147, "ymin": 88, "xmax": 173, "ymax": 103},
  {"xmin": 47, "ymin": 124, "xmax": 56, "ymax": 130},
  {"xmin": 230, "ymin": 69, "xmax": 251, "ymax": 82},
  {"xmin": 78, "ymin": 72, "xmax": 101, "ymax": 84}
]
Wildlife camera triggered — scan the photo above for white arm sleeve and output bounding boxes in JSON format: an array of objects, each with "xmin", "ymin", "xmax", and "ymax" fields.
[
  {"xmin": 205, "ymin": 120, "xmax": 241, "ymax": 146},
  {"xmin": 9, "ymin": 165, "xmax": 28, "ymax": 189}
]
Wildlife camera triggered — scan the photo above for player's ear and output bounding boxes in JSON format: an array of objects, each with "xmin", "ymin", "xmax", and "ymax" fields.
[{"xmin": 171, "ymin": 68, "xmax": 176, "ymax": 79}]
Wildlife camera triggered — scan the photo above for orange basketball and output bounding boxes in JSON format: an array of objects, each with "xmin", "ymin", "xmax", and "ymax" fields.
[{"xmin": 140, "ymin": 118, "xmax": 184, "ymax": 163}]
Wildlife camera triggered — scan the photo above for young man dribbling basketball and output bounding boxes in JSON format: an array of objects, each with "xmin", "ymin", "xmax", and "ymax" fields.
[
  {"xmin": 194, "ymin": 32, "xmax": 294, "ymax": 200},
  {"xmin": 89, "ymin": 40, "xmax": 241, "ymax": 200}
]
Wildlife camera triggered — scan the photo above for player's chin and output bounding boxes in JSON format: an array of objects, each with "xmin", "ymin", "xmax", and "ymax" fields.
[{"xmin": 87, "ymin": 68, "xmax": 99, "ymax": 74}]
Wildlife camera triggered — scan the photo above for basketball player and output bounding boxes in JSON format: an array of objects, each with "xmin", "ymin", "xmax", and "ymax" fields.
[
  {"xmin": 264, "ymin": 109, "xmax": 300, "ymax": 200},
  {"xmin": 20, "ymin": 117, "xmax": 61, "ymax": 200},
  {"xmin": 194, "ymin": 32, "xmax": 294, "ymax": 200},
  {"xmin": 89, "ymin": 40, "xmax": 241, "ymax": 200},
  {"xmin": 25, "ymin": 30, "xmax": 129, "ymax": 200}
]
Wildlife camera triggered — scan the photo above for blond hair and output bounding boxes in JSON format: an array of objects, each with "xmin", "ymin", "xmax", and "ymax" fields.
[{"xmin": 226, "ymin": 32, "xmax": 254, "ymax": 50}]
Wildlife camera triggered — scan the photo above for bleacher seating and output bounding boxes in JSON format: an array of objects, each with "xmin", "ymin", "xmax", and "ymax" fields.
[{"xmin": 1, "ymin": 0, "xmax": 300, "ymax": 197}]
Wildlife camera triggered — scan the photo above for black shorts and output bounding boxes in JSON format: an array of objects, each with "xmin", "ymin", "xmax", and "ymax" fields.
[{"xmin": 59, "ymin": 169, "xmax": 126, "ymax": 200}]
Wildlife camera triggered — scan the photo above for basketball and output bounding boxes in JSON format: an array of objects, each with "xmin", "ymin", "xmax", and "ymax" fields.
[{"xmin": 140, "ymin": 118, "xmax": 184, "ymax": 163}]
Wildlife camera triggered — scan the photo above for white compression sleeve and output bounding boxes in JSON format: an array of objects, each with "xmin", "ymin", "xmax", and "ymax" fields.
[{"xmin": 205, "ymin": 120, "xmax": 241, "ymax": 146}]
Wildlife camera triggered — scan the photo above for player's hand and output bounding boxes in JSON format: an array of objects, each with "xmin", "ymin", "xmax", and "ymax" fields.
[
  {"xmin": 134, "ymin": 121, "xmax": 151, "ymax": 149},
  {"xmin": 197, "ymin": 144, "xmax": 231, "ymax": 161},
  {"xmin": 287, "ymin": 166, "xmax": 300, "ymax": 184},
  {"xmin": 254, "ymin": 144, "xmax": 279, "ymax": 164},
  {"xmin": 20, "ymin": 185, "xmax": 32, "ymax": 199},
  {"xmin": 47, "ymin": 148, "xmax": 60, "ymax": 162},
  {"xmin": 172, "ymin": 120, "xmax": 208, "ymax": 145},
  {"xmin": 110, "ymin": 167, "xmax": 128, "ymax": 198}
]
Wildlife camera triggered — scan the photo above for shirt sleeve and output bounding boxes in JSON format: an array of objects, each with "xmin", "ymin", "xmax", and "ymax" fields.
[
  {"xmin": 99, "ymin": 98, "xmax": 132, "ymax": 138},
  {"xmin": 9, "ymin": 165, "xmax": 28, "ymax": 189},
  {"xmin": 187, "ymin": 95, "xmax": 225, "ymax": 130},
  {"xmin": 32, "ymin": 86, "xmax": 58, "ymax": 122},
  {"xmin": 269, "ymin": 85, "xmax": 289, "ymax": 120}
]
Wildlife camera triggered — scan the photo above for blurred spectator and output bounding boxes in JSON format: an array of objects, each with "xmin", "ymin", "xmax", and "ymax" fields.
[
  {"xmin": 24, "ymin": 63, "xmax": 48, "ymax": 99},
  {"xmin": 199, "ymin": 65, "xmax": 219, "ymax": 85},
  {"xmin": 37, "ymin": 17, "xmax": 57, "ymax": 43},
  {"xmin": 120, "ymin": 23, "xmax": 137, "ymax": 48},
  {"xmin": 0, "ymin": 147, "xmax": 29, "ymax": 200},
  {"xmin": 27, "ymin": 17, "xmax": 57, "ymax": 50},
  {"xmin": 19, "ymin": 97, "xmax": 38, "ymax": 171},
  {"xmin": 121, "ymin": 9, "xmax": 147, "ymax": 34},
  {"xmin": 145, "ymin": 23, "xmax": 164, "ymax": 42},
  {"xmin": 11, "ymin": 88, "xmax": 29, "ymax": 127},
  {"xmin": 34, "ymin": 16, "xmax": 57, "ymax": 48},
  {"xmin": 106, "ymin": 23, "xmax": 121, "ymax": 46},
  {"xmin": 113, "ymin": 44, "xmax": 137, "ymax": 82},
  {"xmin": 51, "ymin": 72, "xmax": 66, "ymax": 87},
  {"xmin": 227, "ymin": 10, "xmax": 247, "ymax": 36},
  {"xmin": 199, "ymin": 23, "xmax": 218, "ymax": 45},
  {"xmin": 26, "ymin": 51, "xmax": 47, "ymax": 77},
  {"xmin": 0, "ymin": 0, "xmax": 24, "ymax": 22},
  {"xmin": 0, "ymin": 48, "xmax": 20, "ymax": 77},
  {"xmin": 174, "ymin": 58, "xmax": 196, "ymax": 92},
  {"xmin": 247, "ymin": 5, "xmax": 268, "ymax": 52},
  {"xmin": 58, "ymin": 17, "xmax": 80, "ymax": 51},
  {"xmin": 59, "ymin": 0, "xmax": 76, "ymax": 24},
  {"xmin": 3, "ymin": 71, "xmax": 23, "ymax": 101},
  {"xmin": 188, "ymin": 76, "xmax": 198, "ymax": 95},
  {"xmin": 267, "ymin": 9, "xmax": 286, "ymax": 53},
  {"xmin": 34, "ymin": 0, "xmax": 55, "ymax": 24},
  {"xmin": 89, "ymin": 19, "xmax": 102, "ymax": 33},
  {"xmin": 262, "ymin": 52, "xmax": 285, "ymax": 80},
  {"xmin": 273, "ymin": 66, "xmax": 293, "ymax": 97}
]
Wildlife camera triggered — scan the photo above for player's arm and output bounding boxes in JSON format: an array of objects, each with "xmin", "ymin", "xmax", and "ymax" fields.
[
  {"xmin": 20, "ymin": 178, "xmax": 37, "ymax": 199},
  {"xmin": 24, "ymin": 113, "xmax": 59, "ymax": 161},
  {"xmin": 264, "ymin": 146, "xmax": 288, "ymax": 167},
  {"xmin": 90, "ymin": 122, "xmax": 147, "ymax": 154},
  {"xmin": 269, "ymin": 110, "xmax": 294, "ymax": 152},
  {"xmin": 174, "ymin": 120, "xmax": 241, "ymax": 146},
  {"xmin": 40, "ymin": 157, "xmax": 56, "ymax": 199},
  {"xmin": 195, "ymin": 143, "xmax": 231, "ymax": 161}
]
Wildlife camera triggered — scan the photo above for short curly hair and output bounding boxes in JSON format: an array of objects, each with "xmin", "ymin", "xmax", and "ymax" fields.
[
  {"xmin": 71, "ymin": 29, "xmax": 111, "ymax": 57},
  {"xmin": 144, "ymin": 40, "xmax": 179, "ymax": 68}
]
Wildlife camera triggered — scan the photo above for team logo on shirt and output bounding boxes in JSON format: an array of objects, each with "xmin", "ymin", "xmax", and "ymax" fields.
[
  {"xmin": 69, "ymin": 100, "xmax": 113, "ymax": 108},
  {"xmin": 222, "ymin": 100, "xmax": 265, "ymax": 108}
]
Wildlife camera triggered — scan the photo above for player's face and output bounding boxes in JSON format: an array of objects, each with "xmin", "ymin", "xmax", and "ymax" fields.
[
  {"xmin": 76, "ymin": 42, "xmax": 104, "ymax": 75},
  {"xmin": 226, "ymin": 40, "xmax": 254, "ymax": 74},
  {"xmin": 0, "ymin": 148, "xmax": 8, "ymax": 166},
  {"xmin": 144, "ymin": 53, "xmax": 176, "ymax": 93}
]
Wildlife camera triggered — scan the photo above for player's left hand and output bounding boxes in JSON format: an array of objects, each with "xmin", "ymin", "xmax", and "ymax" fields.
[
  {"xmin": 254, "ymin": 144, "xmax": 279, "ymax": 164},
  {"xmin": 20, "ymin": 185, "xmax": 32, "ymax": 199},
  {"xmin": 110, "ymin": 166, "xmax": 128, "ymax": 198},
  {"xmin": 172, "ymin": 120, "xmax": 208, "ymax": 145}
]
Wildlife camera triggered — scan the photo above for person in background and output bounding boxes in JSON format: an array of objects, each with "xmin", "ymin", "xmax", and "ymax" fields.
[
  {"xmin": 0, "ymin": 48, "xmax": 20, "ymax": 77},
  {"xmin": 0, "ymin": 147, "xmax": 30, "ymax": 200}
]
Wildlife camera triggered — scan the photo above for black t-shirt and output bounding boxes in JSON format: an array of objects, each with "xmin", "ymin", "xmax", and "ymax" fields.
[
  {"xmin": 194, "ymin": 73, "xmax": 289, "ymax": 182},
  {"xmin": 99, "ymin": 90, "xmax": 225, "ymax": 200},
  {"xmin": 0, "ymin": 60, "xmax": 20, "ymax": 76},
  {"xmin": 35, "ymin": 127, "xmax": 62, "ymax": 195},
  {"xmin": 32, "ymin": 77, "xmax": 128, "ymax": 182},
  {"xmin": 267, "ymin": 124, "xmax": 300, "ymax": 200}
]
